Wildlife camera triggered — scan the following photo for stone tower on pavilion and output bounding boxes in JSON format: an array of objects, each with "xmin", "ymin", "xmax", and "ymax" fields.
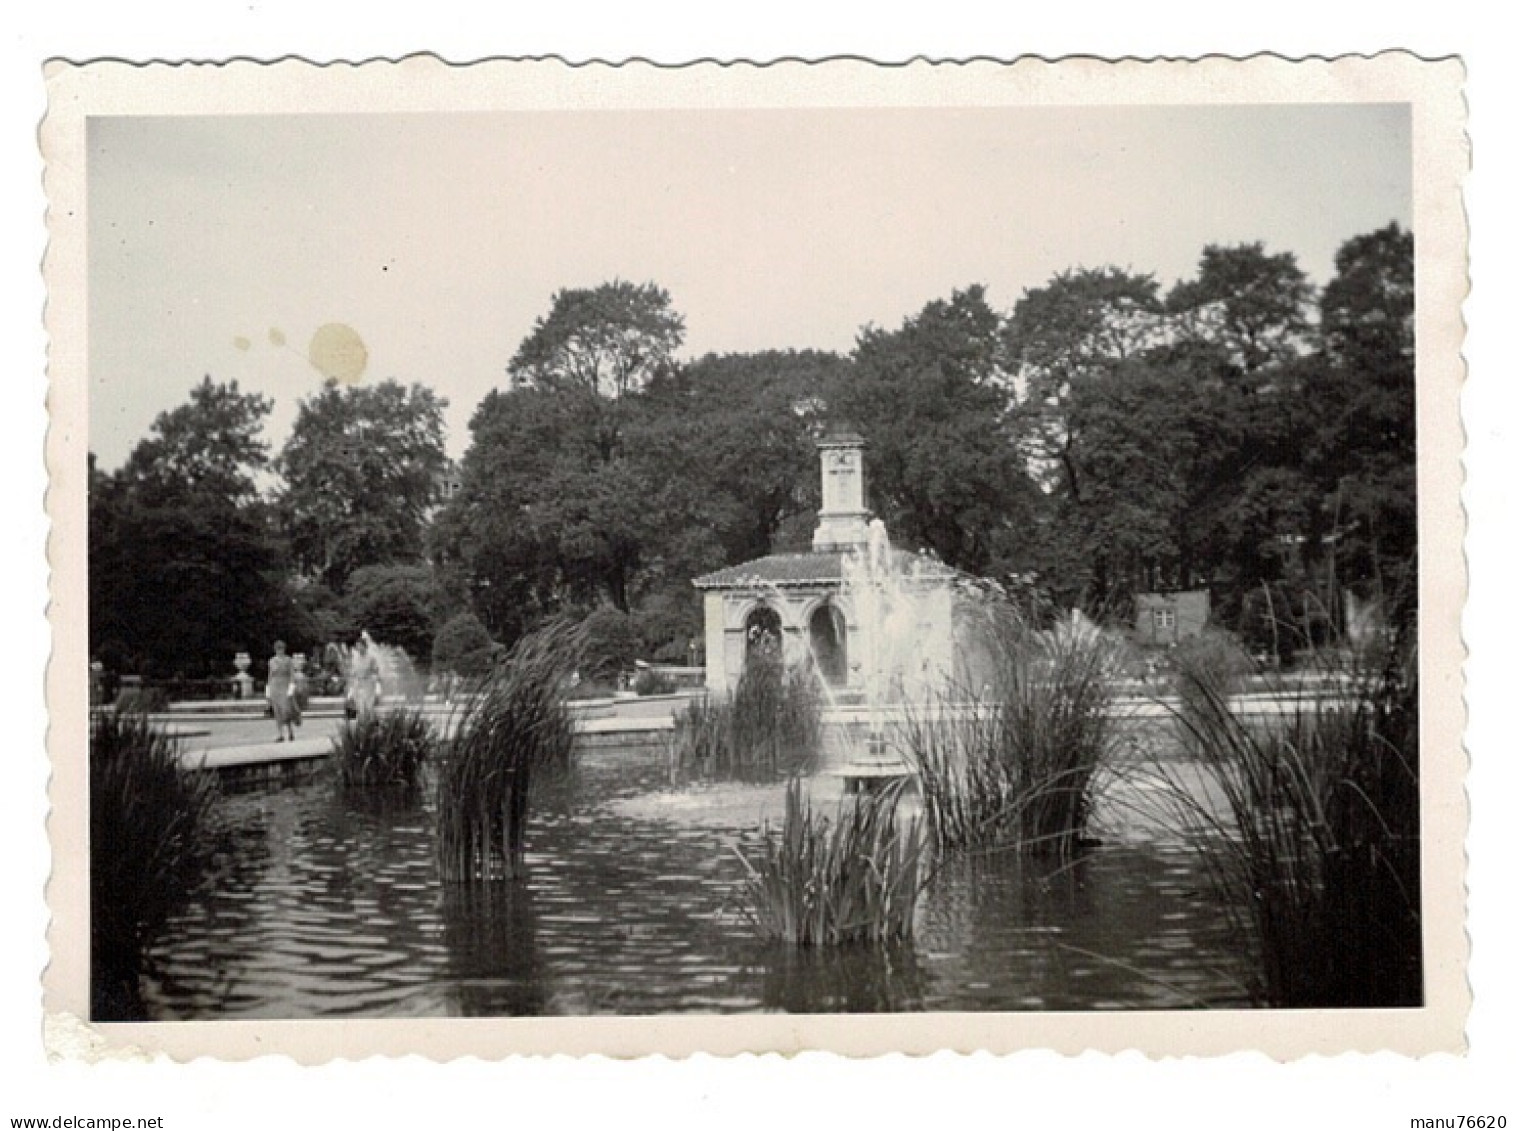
[{"xmin": 693, "ymin": 433, "xmax": 959, "ymax": 696}]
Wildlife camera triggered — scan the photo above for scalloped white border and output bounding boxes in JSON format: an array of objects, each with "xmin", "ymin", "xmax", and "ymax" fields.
[{"xmin": 40, "ymin": 53, "xmax": 1469, "ymax": 1061}]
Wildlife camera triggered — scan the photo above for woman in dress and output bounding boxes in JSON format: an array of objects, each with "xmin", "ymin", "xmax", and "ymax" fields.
[
  {"xmin": 347, "ymin": 634, "xmax": 381, "ymax": 721},
  {"xmin": 266, "ymin": 640, "xmax": 301, "ymax": 742}
]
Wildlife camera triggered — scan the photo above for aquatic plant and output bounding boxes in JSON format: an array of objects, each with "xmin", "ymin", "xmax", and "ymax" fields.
[
  {"xmin": 666, "ymin": 694, "xmax": 730, "ymax": 769},
  {"xmin": 669, "ymin": 652, "xmax": 822, "ymax": 781},
  {"xmin": 1148, "ymin": 618, "xmax": 1421, "ymax": 1007},
  {"xmin": 90, "ymin": 709, "xmax": 223, "ymax": 1020},
  {"xmin": 899, "ymin": 697, "xmax": 1012, "ymax": 851},
  {"xmin": 902, "ymin": 609, "xmax": 1123, "ymax": 858},
  {"xmin": 735, "ymin": 778, "xmax": 927, "ymax": 946},
  {"xmin": 331, "ymin": 707, "xmax": 437, "ymax": 789},
  {"xmin": 435, "ymin": 620, "xmax": 584, "ymax": 881}
]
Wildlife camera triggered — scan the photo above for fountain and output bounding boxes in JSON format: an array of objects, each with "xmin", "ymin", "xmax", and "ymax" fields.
[
  {"xmin": 365, "ymin": 632, "xmax": 425, "ymax": 704},
  {"xmin": 113, "ymin": 427, "xmax": 1275, "ymax": 1019},
  {"xmin": 831, "ymin": 519, "xmax": 952, "ymax": 789},
  {"xmin": 693, "ymin": 433, "xmax": 964, "ymax": 791},
  {"xmin": 324, "ymin": 631, "xmax": 427, "ymax": 711}
]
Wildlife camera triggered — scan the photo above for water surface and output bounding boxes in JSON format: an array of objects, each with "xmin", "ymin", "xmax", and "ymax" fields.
[{"xmin": 141, "ymin": 745, "xmax": 1251, "ymax": 1018}]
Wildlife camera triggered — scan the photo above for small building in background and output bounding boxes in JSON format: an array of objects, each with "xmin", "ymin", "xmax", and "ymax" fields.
[
  {"xmin": 1134, "ymin": 589, "xmax": 1210, "ymax": 646},
  {"xmin": 434, "ymin": 460, "xmax": 464, "ymax": 504}
]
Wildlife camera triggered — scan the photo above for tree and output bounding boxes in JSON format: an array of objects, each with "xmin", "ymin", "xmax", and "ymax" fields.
[
  {"xmin": 833, "ymin": 286, "xmax": 1038, "ymax": 577},
  {"xmin": 639, "ymin": 349, "xmax": 842, "ymax": 565},
  {"xmin": 1167, "ymin": 242, "xmax": 1315, "ymax": 373},
  {"xmin": 90, "ymin": 470, "xmax": 293, "ymax": 679},
  {"xmin": 439, "ymin": 283, "xmax": 695, "ymax": 636},
  {"xmin": 508, "ymin": 280, "xmax": 685, "ymax": 401},
  {"xmin": 1156, "ymin": 228, "xmax": 1416, "ymax": 634},
  {"xmin": 90, "ymin": 379, "xmax": 297, "ymax": 679},
  {"xmin": 1311, "ymin": 224, "xmax": 1417, "ymax": 598},
  {"xmin": 431, "ymin": 386, "xmax": 613, "ymax": 637},
  {"xmin": 277, "ymin": 380, "xmax": 448, "ymax": 591},
  {"xmin": 1320, "ymin": 222, "xmax": 1415, "ymax": 376},
  {"xmin": 279, "ymin": 577, "xmax": 349, "ymax": 655},
  {"xmin": 432, "ymin": 611, "xmax": 495, "ymax": 680},
  {"xmin": 117, "ymin": 376, "xmax": 273, "ymax": 508},
  {"xmin": 1060, "ymin": 358, "xmax": 1197, "ymax": 600},
  {"xmin": 344, "ymin": 563, "xmax": 446, "ymax": 662},
  {"xmin": 1003, "ymin": 248, "xmax": 1322, "ymax": 613},
  {"xmin": 1003, "ymin": 267, "xmax": 1166, "ymax": 499}
]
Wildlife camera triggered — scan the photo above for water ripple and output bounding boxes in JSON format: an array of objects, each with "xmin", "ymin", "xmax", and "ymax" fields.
[{"xmin": 141, "ymin": 746, "xmax": 1248, "ymax": 1018}]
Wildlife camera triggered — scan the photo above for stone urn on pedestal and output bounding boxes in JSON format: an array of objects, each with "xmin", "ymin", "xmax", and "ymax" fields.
[{"xmin": 233, "ymin": 651, "xmax": 254, "ymax": 700}]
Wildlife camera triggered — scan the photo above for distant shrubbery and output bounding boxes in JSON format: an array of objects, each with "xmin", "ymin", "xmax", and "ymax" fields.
[
  {"xmin": 112, "ymin": 685, "xmax": 170, "ymax": 713},
  {"xmin": 632, "ymin": 668, "xmax": 677, "ymax": 696},
  {"xmin": 1168, "ymin": 628, "xmax": 1257, "ymax": 713},
  {"xmin": 431, "ymin": 611, "xmax": 496, "ymax": 682},
  {"xmin": 577, "ymin": 607, "xmax": 640, "ymax": 684},
  {"xmin": 577, "ymin": 604, "xmax": 701, "ymax": 687}
]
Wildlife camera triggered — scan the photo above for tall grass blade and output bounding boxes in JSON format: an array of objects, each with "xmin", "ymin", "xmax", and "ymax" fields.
[
  {"xmin": 434, "ymin": 620, "xmax": 585, "ymax": 882},
  {"xmin": 331, "ymin": 707, "xmax": 437, "ymax": 790},
  {"xmin": 735, "ymin": 779, "xmax": 928, "ymax": 946},
  {"xmin": 90, "ymin": 709, "xmax": 224, "ymax": 1020},
  {"xmin": 1149, "ymin": 621, "xmax": 1421, "ymax": 1007}
]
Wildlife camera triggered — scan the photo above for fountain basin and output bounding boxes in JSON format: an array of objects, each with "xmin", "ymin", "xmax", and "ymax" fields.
[{"xmin": 131, "ymin": 739, "xmax": 1251, "ymax": 1019}]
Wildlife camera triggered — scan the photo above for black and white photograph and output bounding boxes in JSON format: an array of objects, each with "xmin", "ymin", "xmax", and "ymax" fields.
[{"xmin": 36, "ymin": 52, "xmax": 1472, "ymax": 1072}]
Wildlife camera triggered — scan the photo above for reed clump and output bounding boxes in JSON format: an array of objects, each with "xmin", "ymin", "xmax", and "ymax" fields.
[
  {"xmin": 331, "ymin": 707, "xmax": 437, "ymax": 789},
  {"xmin": 90, "ymin": 709, "xmax": 224, "ymax": 1020},
  {"xmin": 735, "ymin": 778, "xmax": 927, "ymax": 946},
  {"xmin": 435, "ymin": 621, "xmax": 584, "ymax": 881},
  {"xmin": 669, "ymin": 652, "xmax": 822, "ymax": 781},
  {"xmin": 902, "ymin": 609, "xmax": 1122, "ymax": 858},
  {"xmin": 1152, "ymin": 620, "xmax": 1421, "ymax": 1007}
]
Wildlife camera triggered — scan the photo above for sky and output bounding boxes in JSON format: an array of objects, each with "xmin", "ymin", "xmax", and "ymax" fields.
[{"xmin": 87, "ymin": 103, "xmax": 1412, "ymax": 469}]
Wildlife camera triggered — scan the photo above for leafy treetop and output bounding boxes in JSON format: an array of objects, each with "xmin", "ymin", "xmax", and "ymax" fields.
[
  {"xmin": 117, "ymin": 376, "xmax": 273, "ymax": 509},
  {"xmin": 508, "ymin": 280, "xmax": 686, "ymax": 401},
  {"xmin": 277, "ymin": 379, "xmax": 448, "ymax": 591}
]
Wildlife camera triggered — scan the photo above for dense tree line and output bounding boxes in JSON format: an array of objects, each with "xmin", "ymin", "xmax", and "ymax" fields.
[
  {"xmin": 89, "ymin": 377, "xmax": 454, "ymax": 680},
  {"xmin": 90, "ymin": 227, "xmax": 1415, "ymax": 681}
]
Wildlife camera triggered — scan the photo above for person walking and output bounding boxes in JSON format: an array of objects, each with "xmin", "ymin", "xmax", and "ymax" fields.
[
  {"xmin": 266, "ymin": 640, "xmax": 302, "ymax": 742},
  {"xmin": 347, "ymin": 633, "xmax": 381, "ymax": 721}
]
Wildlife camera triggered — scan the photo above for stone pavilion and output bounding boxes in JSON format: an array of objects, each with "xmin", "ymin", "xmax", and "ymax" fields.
[{"xmin": 693, "ymin": 433, "xmax": 961, "ymax": 697}]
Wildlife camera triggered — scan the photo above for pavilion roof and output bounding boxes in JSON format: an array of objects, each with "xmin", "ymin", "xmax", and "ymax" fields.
[{"xmin": 692, "ymin": 548, "xmax": 958, "ymax": 591}]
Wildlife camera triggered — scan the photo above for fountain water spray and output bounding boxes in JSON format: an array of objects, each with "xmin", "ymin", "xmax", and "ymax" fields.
[
  {"xmin": 362, "ymin": 631, "xmax": 425, "ymax": 704},
  {"xmin": 325, "ymin": 631, "xmax": 427, "ymax": 708},
  {"xmin": 835, "ymin": 519, "xmax": 957, "ymax": 787}
]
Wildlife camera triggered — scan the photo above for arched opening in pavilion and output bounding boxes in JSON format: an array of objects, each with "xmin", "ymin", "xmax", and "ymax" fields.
[
  {"xmin": 744, "ymin": 605, "xmax": 783, "ymax": 668},
  {"xmin": 808, "ymin": 603, "xmax": 848, "ymax": 687}
]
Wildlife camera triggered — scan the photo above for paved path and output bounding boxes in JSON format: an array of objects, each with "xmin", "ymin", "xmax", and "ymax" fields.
[
  {"xmin": 167, "ymin": 713, "xmax": 347, "ymax": 753},
  {"xmin": 172, "ymin": 709, "xmax": 674, "ymax": 772},
  {"xmin": 182, "ymin": 735, "xmax": 335, "ymax": 770}
]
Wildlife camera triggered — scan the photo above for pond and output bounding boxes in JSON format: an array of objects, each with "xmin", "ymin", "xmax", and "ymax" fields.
[{"xmin": 138, "ymin": 744, "xmax": 1253, "ymax": 1018}]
